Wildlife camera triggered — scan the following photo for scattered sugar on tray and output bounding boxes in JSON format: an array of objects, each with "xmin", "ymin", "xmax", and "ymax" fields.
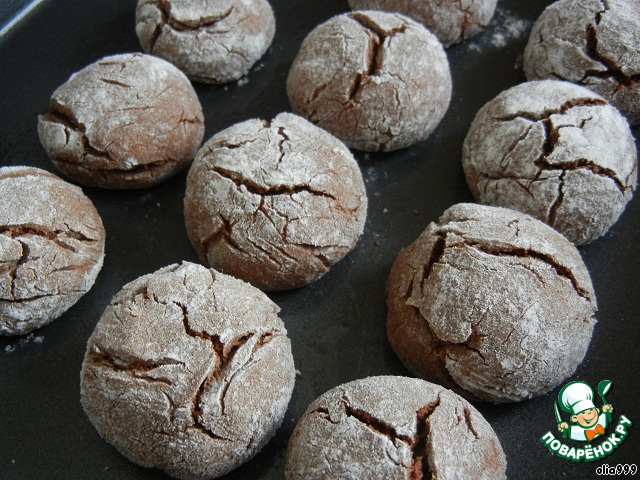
[
  {"xmin": 466, "ymin": 7, "xmax": 531, "ymax": 52},
  {"xmin": 504, "ymin": 12, "xmax": 530, "ymax": 38},
  {"xmin": 491, "ymin": 10, "xmax": 530, "ymax": 47},
  {"xmin": 491, "ymin": 32, "xmax": 507, "ymax": 48},
  {"xmin": 3, "ymin": 333, "xmax": 45, "ymax": 353},
  {"xmin": 366, "ymin": 167, "xmax": 378, "ymax": 182},
  {"xmin": 514, "ymin": 53, "xmax": 524, "ymax": 70}
]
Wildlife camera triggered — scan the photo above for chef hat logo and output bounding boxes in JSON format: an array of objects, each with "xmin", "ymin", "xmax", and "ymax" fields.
[{"xmin": 559, "ymin": 381, "xmax": 596, "ymax": 415}]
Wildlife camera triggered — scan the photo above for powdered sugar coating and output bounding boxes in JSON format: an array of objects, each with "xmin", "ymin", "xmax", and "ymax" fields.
[
  {"xmin": 386, "ymin": 203, "xmax": 597, "ymax": 403},
  {"xmin": 0, "ymin": 167, "xmax": 105, "ymax": 336},
  {"xmin": 285, "ymin": 376, "xmax": 506, "ymax": 479},
  {"xmin": 184, "ymin": 113, "xmax": 367, "ymax": 291},
  {"xmin": 523, "ymin": 0, "xmax": 640, "ymax": 125},
  {"xmin": 286, "ymin": 11, "xmax": 452, "ymax": 152},
  {"xmin": 462, "ymin": 80, "xmax": 637, "ymax": 245},
  {"xmin": 135, "ymin": 0, "xmax": 276, "ymax": 84},
  {"xmin": 38, "ymin": 53, "xmax": 204, "ymax": 189},
  {"xmin": 80, "ymin": 262, "xmax": 295, "ymax": 480},
  {"xmin": 348, "ymin": 0, "xmax": 498, "ymax": 47}
]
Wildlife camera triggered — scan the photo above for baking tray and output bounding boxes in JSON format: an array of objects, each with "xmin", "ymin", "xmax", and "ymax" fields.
[{"xmin": 0, "ymin": 0, "xmax": 638, "ymax": 478}]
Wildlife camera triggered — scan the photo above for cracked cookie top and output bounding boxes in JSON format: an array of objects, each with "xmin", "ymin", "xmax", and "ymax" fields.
[
  {"xmin": 80, "ymin": 261, "xmax": 295, "ymax": 480},
  {"xmin": 462, "ymin": 79, "xmax": 637, "ymax": 245},
  {"xmin": 523, "ymin": 0, "xmax": 640, "ymax": 125},
  {"xmin": 135, "ymin": 0, "xmax": 276, "ymax": 84},
  {"xmin": 0, "ymin": 166, "xmax": 105, "ymax": 336},
  {"xmin": 348, "ymin": 0, "xmax": 498, "ymax": 47},
  {"xmin": 184, "ymin": 112, "xmax": 368, "ymax": 291},
  {"xmin": 286, "ymin": 10, "xmax": 452, "ymax": 152},
  {"xmin": 38, "ymin": 53, "xmax": 205, "ymax": 189},
  {"xmin": 386, "ymin": 203, "xmax": 597, "ymax": 403},
  {"xmin": 285, "ymin": 375, "xmax": 506, "ymax": 480}
]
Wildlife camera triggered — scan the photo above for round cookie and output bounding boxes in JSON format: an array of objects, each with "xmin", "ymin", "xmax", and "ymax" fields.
[
  {"xmin": 286, "ymin": 10, "xmax": 452, "ymax": 152},
  {"xmin": 38, "ymin": 53, "xmax": 205, "ymax": 189},
  {"xmin": 184, "ymin": 112, "xmax": 368, "ymax": 291},
  {"xmin": 462, "ymin": 80, "xmax": 637, "ymax": 245},
  {"xmin": 348, "ymin": 0, "xmax": 498, "ymax": 47},
  {"xmin": 523, "ymin": 0, "xmax": 640, "ymax": 125},
  {"xmin": 80, "ymin": 262, "xmax": 296, "ymax": 480},
  {"xmin": 0, "ymin": 166, "xmax": 105, "ymax": 336},
  {"xmin": 285, "ymin": 376, "xmax": 507, "ymax": 480},
  {"xmin": 135, "ymin": 0, "xmax": 276, "ymax": 84},
  {"xmin": 386, "ymin": 203, "xmax": 597, "ymax": 403}
]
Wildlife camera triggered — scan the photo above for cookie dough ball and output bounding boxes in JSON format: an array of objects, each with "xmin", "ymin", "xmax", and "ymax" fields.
[
  {"xmin": 285, "ymin": 376, "xmax": 507, "ymax": 480},
  {"xmin": 523, "ymin": 0, "xmax": 640, "ymax": 125},
  {"xmin": 184, "ymin": 113, "xmax": 367, "ymax": 291},
  {"xmin": 386, "ymin": 203, "xmax": 597, "ymax": 403},
  {"xmin": 348, "ymin": 0, "xmax": 498, "ymax": 47},
  {"xmin": 462, "ymin": 80, "xmax": 637, "ymax": 245},
  {"xmin": 135, "ymin": 0, "xmax": 276, "ymax": 84},
  {"xmin": 80, "ymin": 262, "xmax": 296, "ymax": 480},
  {"xmin": 287, "ymin": 11, "xmax": 452, "ymax": 152},
  {"xmin": 38, "ymin": 53, "xmax": 205, "ymax": 189},
  {"xmin": 0, "ymin": 166, "xmax": 105, "ymax": 336}
]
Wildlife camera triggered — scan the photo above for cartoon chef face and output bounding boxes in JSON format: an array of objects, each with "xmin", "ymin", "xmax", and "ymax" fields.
[
  {"xmin": 571, "ymin": 406, "xmax": 601, "ymax": 428},
  {"xmin": 556, "ymin": 380, "xmax": 614, "ymax": 443},
  {"xmin": 559, "ymin": 381, "xmax": 599, "ymax": 426}
]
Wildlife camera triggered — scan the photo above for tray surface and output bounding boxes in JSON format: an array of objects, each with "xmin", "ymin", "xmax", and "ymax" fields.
[{"xmin": 1, "ymin": 1, "xmax": 638, "ymax": 479}]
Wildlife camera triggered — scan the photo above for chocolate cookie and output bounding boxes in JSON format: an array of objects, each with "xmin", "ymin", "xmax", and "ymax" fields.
[
  {"xmin": 386, "ymin": 203, "xmax": 597, "ymax": 403},
  {"xmin": 80, "ymin": 262, "xmax": 296, "ymax": 480},
  {"xmin": 523, "ymin": 0, "xmax": 640, "ymax": 125},
  {"xmin": 184, "ymin": 112, "xmax": 367, "ymax": 291},
  {"xmin": 38, "ymin": 53, "xmax": 204, "ymax": 189},
  {"xmin": 0, "ymin": 166, "xmax": 105, "ymax": 336},
  {"xmin": 285, "ymin": 375, "xmax": 507, "ymax": 479},
  {"xmin": 462, "ymin": 80, "xmax": 637, "ymax": 245},
  {"xmin": 135, "ymin": 0, "xmax": 276, "ymax": 84},
  {"xmin": 348, "ymin": 0, "xmax": 498, "ymax": 47},
  {"xmin": 286, "ymin": 11, "xmax": 452, "ymax": 152}
]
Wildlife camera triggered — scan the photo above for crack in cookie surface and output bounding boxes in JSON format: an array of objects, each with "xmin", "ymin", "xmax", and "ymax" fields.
[
  {"xmin": 171, "ymin": 298, "xmax": 283, "ymax": 442},
  {"xmin": 149, "ymin": 0, "xmax": 235, "ymax": 52},
  {"xmin": 185, "ymin": 114, "xmax": 366, "ymax": 289},
  {"xmin": 582, "ymin": 2, "xmax": 640, "ymax": 87},
  {"xmin": 0, "ymin": 224, "xmax": 101, "ymax": 301},
  {"xmin": 394, "ymin": 207, "xmax": 597, "ymax": 401},
  {"xmin": 479, "ymin": 94, "xmax": 635, "ymax": 234},
  {"xmin": 87, "ymin": 345, "xmax": 185, "ymax": 386},
  {"xmin": 341, "ymin": 394, "xmax": 414, "ymax": 445},
  {"xmin": 41, "ymin": 100, "xmax": 112, "ymax": 162},
  {"xmin": 209, "ymin": 165, "xmax": 337, "ymax": 201},
  {"xmin": 89, "ymin": 273, "xmax": 286, "ymax": 444},
  {"xmin": 409, "ymin": 397, "xmax": 441, "ymax": 480},
  {"xmin": 321, "ymin": 393, "xmax": 444, "ymax": 479}
]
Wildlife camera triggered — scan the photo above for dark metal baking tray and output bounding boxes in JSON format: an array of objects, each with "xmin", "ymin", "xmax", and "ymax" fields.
[
  {"xmin": 1, "ymin": 1, "xmax": 638, "ymax": 478},
  {"xmin": 0, "ymin": 0, "xmax": 35, "ymax": 31}
]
